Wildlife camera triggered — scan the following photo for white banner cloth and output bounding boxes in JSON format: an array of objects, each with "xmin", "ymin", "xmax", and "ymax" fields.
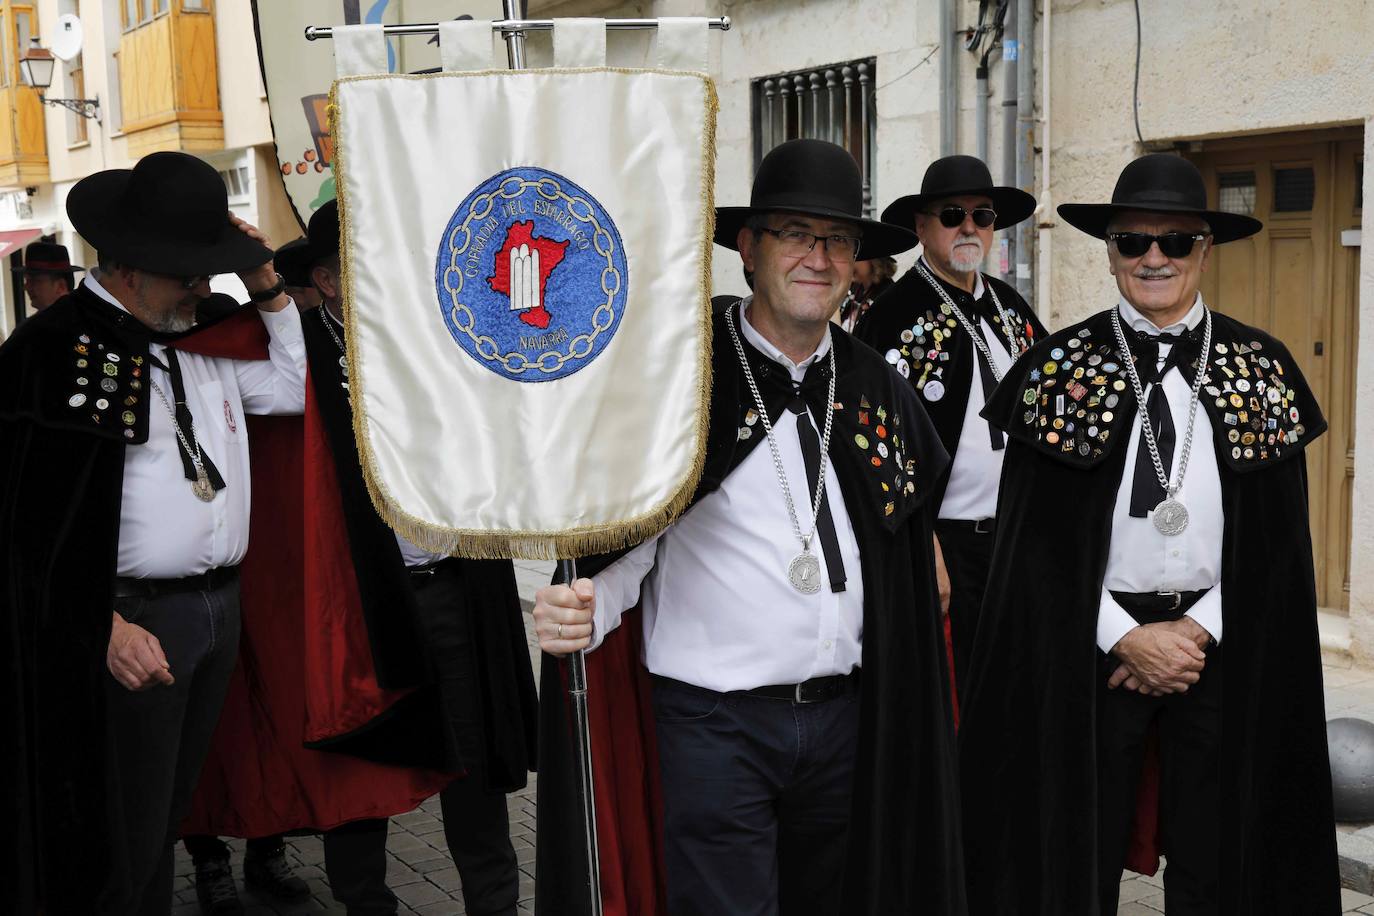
[{"xmin": 330, "ymin": 66, "xmax": 717, "ymax": 558}]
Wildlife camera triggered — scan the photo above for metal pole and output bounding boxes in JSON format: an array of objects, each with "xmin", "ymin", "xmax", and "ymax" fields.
[
  {"xmin": 1014, "ymin": 0, "xmax": 1035, "ymax": 304},
  {"xmin": 305, "ymin": 17, "xmax": 732, "ymax": 40},
  {"xmin": 502, "ymin": 0, "xmax": 526, "ymax": 69},
  {"xmin": 497, "ymin": 6, "xmax": 601, "ymax": 908},
  {"xmin": 557, "ymin": 559, "xmax": 603, "ymax": 916},
  {"xmin": 938, "ymin": 0, "xmax": 958, "ymax": 155}
]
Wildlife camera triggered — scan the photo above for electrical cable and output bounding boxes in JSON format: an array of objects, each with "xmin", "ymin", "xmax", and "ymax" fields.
[
  {"xmin": 876, "ymin": 44, "xmax": 941, "ymax": 90},
  {"xmin": 1133, "ymin": 0, "xmax": 1144, "ymax": 143}
]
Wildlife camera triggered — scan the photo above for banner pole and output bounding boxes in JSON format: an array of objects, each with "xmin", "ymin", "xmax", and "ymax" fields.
[
  {"xmin": 505, "ymin": 7, "xmax": 598, "ymax": 910},
  {"xmin": 556, "ymin": 558, "xmax": 603, "ymax": 916}
]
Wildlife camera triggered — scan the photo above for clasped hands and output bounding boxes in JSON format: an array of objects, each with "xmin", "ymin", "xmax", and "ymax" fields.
[{"xmin": 1108, "ymin": 617, "xmax": 1211, "ymax": 696}]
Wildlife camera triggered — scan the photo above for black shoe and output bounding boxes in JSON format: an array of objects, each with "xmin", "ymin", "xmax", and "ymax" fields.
[
  {"xmin": 194, "ymin": 857, "xmax": 244, "ymax": 916},
  {"xmin": 244, "ymin": 848, "xmax": 311, "ymax": 903}
]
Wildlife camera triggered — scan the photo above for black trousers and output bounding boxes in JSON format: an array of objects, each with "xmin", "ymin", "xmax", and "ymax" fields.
[
  {"xmin": 652, "ymin": 674, "xmax": 861, "ymax": 916},
  {"xmin": 1096, "ymin": 603, "xmax": 1222, "ymax": 915},
  {"xmin": 933, "ymin": 519, "xmax": 995, "ymax": 697},
  {"xmin": 100, "ymin": 574, "xmax": 242, "ymax": 916}
]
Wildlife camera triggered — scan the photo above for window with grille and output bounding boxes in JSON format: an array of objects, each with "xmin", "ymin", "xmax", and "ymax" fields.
[{"xmin": 752, "ymin": 58, "xmax": 877, "ymax": 217}]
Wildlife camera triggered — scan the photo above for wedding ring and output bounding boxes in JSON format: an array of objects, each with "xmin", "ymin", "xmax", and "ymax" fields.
[{"xmin": 557, "ymin": 624, "xmax": 564, "ymax": 639}]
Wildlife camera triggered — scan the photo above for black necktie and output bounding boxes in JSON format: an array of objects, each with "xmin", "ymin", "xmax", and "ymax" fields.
[
  {"xmin": 788, "ymin": 394, "xmax": 847, "ymax": 593},
  {"xmin": 968, "ymin": 308, "xmax": 1006, "ymax": 450},
  {"xmin": 1127, "ymin": 333, "xmax": 1184, "ymax": 517},
  {"xmin": 155, "ymin": 349, "xmax": 227, "ymax": 494}
]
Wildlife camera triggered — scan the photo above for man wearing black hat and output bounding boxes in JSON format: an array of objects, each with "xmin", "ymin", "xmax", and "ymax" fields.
[
  {"xmin": 14, "ymin": 239, "xmax": 83, "ymax": 312},
  {"xmin": 856, "ymin": 155, "xmax": 1045, "ymax": 694},
  {"xmin": 298, "ymin": 199, "xmax": 538, "ymax": 916},
  {"xmin": 0, "ymin": 151, "xmax": 306, "ymax": 915},
  {"xmin": 959, "ymin": 153, "xmax": 1339, "ymax": 914},
  {"xmin": 534, "ymin": 139, "xmax": 965, "ymax": 915}
]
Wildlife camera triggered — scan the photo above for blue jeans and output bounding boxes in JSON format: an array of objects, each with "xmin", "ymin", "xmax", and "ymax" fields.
[{"xmin": 651, "ymin": 674, "xmax": 860, "ymax": 916}]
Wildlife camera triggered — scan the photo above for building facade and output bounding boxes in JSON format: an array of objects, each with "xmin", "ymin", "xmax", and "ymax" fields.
[{"xmin": 0, "ymin": 0, "xmax": 299, "ymax": 336}]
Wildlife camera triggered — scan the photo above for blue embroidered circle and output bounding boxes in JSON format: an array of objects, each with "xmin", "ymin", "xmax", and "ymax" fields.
[{"xmin": 435, "ymin": 167, "xmax": 629, "ymax": 382}]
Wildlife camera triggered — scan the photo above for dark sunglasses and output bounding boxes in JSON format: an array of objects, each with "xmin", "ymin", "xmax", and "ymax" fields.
[
  {"xmin": 1107, "ymin": 231, "xmax": 1210, "ymax": 259},
  {"xmin": 928, "ymin": 206, "xmax": 997, "ymax": 229}
]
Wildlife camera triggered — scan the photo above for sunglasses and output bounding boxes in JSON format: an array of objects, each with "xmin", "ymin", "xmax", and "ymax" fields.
[
  {"xmin": 928, "ymin": 206, "xmax": 997, "ymax": 229},
  {"xmin": 1107, "ymin": 232, "xmax": 1210, "ymax": 259}
]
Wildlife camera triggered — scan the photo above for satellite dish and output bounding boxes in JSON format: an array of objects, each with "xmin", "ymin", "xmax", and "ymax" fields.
[{"xmin": 50, "ymin": 14, "xmax": 83, "ymax": 63}]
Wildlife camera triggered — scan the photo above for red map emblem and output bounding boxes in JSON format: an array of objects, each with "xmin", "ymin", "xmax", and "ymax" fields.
[{"xmin": 487, "ymin": 220, "xmax": 569, "ymax": 329}]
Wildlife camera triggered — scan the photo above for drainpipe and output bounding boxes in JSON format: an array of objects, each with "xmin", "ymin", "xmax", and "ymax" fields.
[
  {"xmin": 1000, "ymin": 0, "xmax": 1018, "ymax": 286},
  {"xmin": 940, "ymin": 0, "xmax": 959, "ymax": 155},
  {"xmin": 1036, "ymin": 0, "xmax": 1053, "ymax": 319},
  {"xmin": 975, "ymin": 62, "xmax": 989, "ymax": 163},
  {"xmin": 1014, "ymin": 0, "xmax": 1035, "ymax": 304}
]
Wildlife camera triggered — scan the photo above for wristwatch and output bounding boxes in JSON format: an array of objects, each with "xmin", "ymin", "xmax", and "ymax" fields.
[{"xmin": 248, "ymin": 272, "xmax": 287, "ymax": 303}]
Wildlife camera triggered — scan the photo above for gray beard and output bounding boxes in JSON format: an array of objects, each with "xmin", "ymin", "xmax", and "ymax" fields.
[{"xmin": 948, "ymin": 240, "xmax": 985, "ymax": 273}]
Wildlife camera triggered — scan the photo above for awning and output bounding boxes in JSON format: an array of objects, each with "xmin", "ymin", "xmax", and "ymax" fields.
[{"xmin": 0, "ymin": 228, "xmax": 41, "ymax": 261}]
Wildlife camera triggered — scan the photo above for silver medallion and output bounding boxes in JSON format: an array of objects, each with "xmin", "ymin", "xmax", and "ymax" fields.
[
  {"xmin": 1152, "ymin": 497, "xmax": 1189, "ymax": 536},
  {"xmin": 788, "ymin": 551, "xmax": 822, "ymax": 594},
  {"xmin": 192, "ymin": 468, "xmax": 217, "ymax": 502}
]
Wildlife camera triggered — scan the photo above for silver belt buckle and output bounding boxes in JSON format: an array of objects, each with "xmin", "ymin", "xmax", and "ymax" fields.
[
  {"xmin": 974, "ymin": 517, "xmax": 995, "ymax": 535},
  {"xmin": 1155, "ymin": 589, "xmax": 1182, "ymax": 611},
  {"xmin": 794, "ymin": 682, "xmax": 811, "ymax": 704}
]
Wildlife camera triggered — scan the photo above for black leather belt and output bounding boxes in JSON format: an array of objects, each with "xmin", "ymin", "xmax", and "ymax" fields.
[
  {"xmin": 113, "ymin": 565, "xmax": 239, "ymax": 600},
  {"xmin": 746, "ymin": 669, "xmax": 860, "ymax": 704},
  {"xmin": 937, "ymin": 517, "xmax": 996, "ymax": 535},
  {"xmin": 408, "ymin": 556, "xmax": 456, "ymax": 586},
  {"xmin": 1111, "ymin": 588, "xmax": 1208, "ymax": 621}
]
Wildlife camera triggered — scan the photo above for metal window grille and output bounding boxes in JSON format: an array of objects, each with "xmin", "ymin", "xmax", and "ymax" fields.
[{"xmin": 752, "ymin": 58, "xmax": 877, "ymax": 217}]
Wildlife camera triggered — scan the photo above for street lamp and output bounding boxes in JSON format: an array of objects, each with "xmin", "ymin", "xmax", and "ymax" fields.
[{"xmin": 19, "ymin": 38, "xmax": 100, "ymax": 122}]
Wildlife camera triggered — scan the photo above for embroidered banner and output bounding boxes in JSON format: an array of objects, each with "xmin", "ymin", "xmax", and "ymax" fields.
[{"xmin": 330, "ymin": 21, "xmax": 717, "ymax": 558}]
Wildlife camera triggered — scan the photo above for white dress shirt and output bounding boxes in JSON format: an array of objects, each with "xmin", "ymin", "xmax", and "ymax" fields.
[
  {"xmin": 1097, "ymin": 295, "xmax": 1224, "ymax": 652},
  {"xmin": 588, "ymin": 300, "xmax": 866, "ymax": 692},
  {"xmin": 85, "ymin": 274, "xmax": 308, "ymax": 578},
  {"xmin": 932, "ymin": 260, "xmax": 1017, "ymax": 521}
]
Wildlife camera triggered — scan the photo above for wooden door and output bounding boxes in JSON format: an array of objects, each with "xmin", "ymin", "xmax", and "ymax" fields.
[{"xmin": 1189, "ymin": 128, "xmax": 1363, "ymax": 612}]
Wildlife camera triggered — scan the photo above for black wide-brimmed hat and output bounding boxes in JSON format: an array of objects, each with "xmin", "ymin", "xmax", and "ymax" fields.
[
  {"xmin": 1057, "ymin": 153, "xmax": 1263, "ymax": 244},
  {"xmin": 296, "ymin": 199, "xmax": 340, "ymax": 267},
  {"xmin": 882, "ymin": 155, "xmax": 1037, "ymax": 231},
  {"xmin": 714, "ymin": 139, "xmax": 918, "ymax": 259},
  {"xmin": 67, "ymin": 151, "xmax": 272, "ymax": 276},
  {"xmin": 12, "ymin": 240, "xmax": 84, "ymax": 275}
]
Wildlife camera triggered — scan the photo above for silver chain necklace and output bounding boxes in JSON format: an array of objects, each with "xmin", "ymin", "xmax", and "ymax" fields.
[
  {"xmin": 149, "ymin": 377, "xmax": 217, "ymax": 502},
  {"xmin": 1110, "ymin": 305, "xmax": 1213, "ymax": 536},
  {"xmin": 725, "ymin": 303, "xmax": 837, "ymax": 595},
  {"xmin": 915, "ymin": 261, "xmax": 1023, "ymax": 382},
  {"xmin": 321, "ymin": 306, "xmax": 350, "ymax": 390}
]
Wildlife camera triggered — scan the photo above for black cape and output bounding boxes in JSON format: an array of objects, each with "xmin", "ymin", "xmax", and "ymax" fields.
[
  {"xmin": 0, "ymin": 286, "xmax": 281, "ymax": 912},
  {"xmin": 856, "ymin": 267, "xmax": 1045, "ymax": 508},
  {"xmin": 536, "ymin": 303, "xmax": 968, "ymax": 915},
  {"xmin": 958, "ymin": 307, "xmax": 1339, "ymax": 915},
  {"xmin": 303, "ymin": 309, "xmax": 538, "ymax": 788}
]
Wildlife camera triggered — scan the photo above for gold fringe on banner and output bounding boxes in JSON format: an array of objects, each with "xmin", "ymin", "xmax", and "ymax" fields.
[{"xmin": 329, "ymin": 69, "xmax": 719, "ymax": 561}]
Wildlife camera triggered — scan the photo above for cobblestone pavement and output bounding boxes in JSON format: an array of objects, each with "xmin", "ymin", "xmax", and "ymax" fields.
[{"xmin": 171, "ymin": 560, "xmax": 1373, "ymax": 914}]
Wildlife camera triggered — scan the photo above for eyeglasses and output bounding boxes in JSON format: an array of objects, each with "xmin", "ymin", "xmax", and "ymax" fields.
[
  {"xmin": 927, "ymin": 206, "xmax": 997, "ymax": 229},
  {"xmin": 758, "ymin": 227, "xmax": 861, "ymax": 262},
  {"xmin": 1107, "ymin": 232, "xmax": 1210, "ymax": 259}
]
